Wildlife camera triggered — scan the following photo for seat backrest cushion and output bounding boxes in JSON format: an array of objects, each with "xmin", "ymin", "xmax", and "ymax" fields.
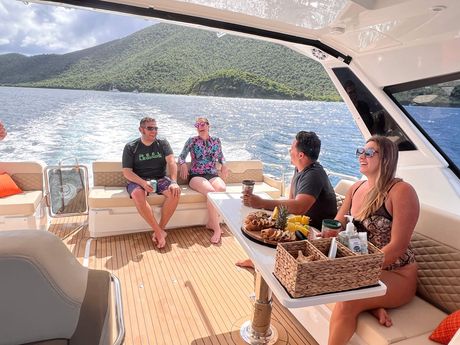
[
  {"xmin": 0, "ymin": 231, "xmax": 88, "ymax": 345},
  {"xmin": 70, "ymin": 270, "xmax": 112, "ymax": 345},
  {"xmin": 411, "ymin": 204, "xmax": 460, "ymax": 314},
  {"xmin": 0, "ymin": 161, "xmax": 44, "ymax": 191},
  {"xmin": 92, "ymin": 160, "xmax": 265, "ymax": 187}
]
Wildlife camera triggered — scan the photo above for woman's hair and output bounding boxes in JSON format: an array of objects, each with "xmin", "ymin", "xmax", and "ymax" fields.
[
  {"xmin": 195, "ymin": 117, "xmax": 209, "ymax": 125},
  {"xmin": 356, "ymin": 135, "xmax": 399, "ymax": 220}
]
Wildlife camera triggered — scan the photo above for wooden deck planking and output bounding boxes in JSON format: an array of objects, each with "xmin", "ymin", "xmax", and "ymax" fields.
[{"xmin": 50, "ymin": 217, "xmax": 318, "ymax": 345}]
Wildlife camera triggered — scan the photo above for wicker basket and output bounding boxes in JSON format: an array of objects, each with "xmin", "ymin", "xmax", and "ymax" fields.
[{"xmin": 274, "ymin": 238, "xmax": 384, "ymax": 298}]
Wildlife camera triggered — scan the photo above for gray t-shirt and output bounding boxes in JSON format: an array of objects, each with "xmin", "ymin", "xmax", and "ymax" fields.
[
  {"xmin": 122, "ymin": 138, "xmax": 173, "ymax": 179},
  {"xmin": 291, "ymin": 162, "xmax": 337, "ymax": 229}
]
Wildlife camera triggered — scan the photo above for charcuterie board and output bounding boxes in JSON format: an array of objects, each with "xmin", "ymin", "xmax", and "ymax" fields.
[
  {"xmin": 241, "ymin": 209, "xmax": 313, "ymax": 248},
  {"xmin": 241, "ymin": 225, "xmax": 290, "ymax": 248}
]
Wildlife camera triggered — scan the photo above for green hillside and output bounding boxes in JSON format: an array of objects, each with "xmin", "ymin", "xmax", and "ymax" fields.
[{"xmin": 0, "ymin": 23, "xmax": 340, "ymax": 101}]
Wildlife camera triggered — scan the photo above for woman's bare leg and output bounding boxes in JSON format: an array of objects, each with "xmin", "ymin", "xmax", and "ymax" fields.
[
  {"xmin": 189, "ymin": 176, "xmax": 225, "ymax": 243},
  {"xmin": 328, "ymin": 264, "xmax": 417, "ymax": 345}
]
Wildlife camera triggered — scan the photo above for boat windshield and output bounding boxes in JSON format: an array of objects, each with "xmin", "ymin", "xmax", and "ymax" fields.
[
  {"xmin": 386, "ymin": 74, "xmax": 460, "ymax": 177},
  {"xmin": 333, "ymin": 67, "xmax": 416, "ymax": 151}
]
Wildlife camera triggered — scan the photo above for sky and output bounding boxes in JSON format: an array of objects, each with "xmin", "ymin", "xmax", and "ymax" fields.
[{"xmin": 0, "ymin": 0, "xmax": 155, "ymax": 56}]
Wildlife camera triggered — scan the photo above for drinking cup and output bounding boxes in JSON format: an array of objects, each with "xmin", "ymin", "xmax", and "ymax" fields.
[
  {"xmin": 242, "ymin": 179, "xmax": 255, "ymax": 195},
  {"xmin": 147, "ymin": 179, "xmax": 157, "ymax": 194},
  {"xmin": 321, "ymin": 219, "xmax": 342, "ymax": 238}
]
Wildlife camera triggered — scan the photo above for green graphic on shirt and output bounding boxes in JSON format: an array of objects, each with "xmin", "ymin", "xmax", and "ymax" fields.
[{"xmin": 139, "ymin": 152, "xmax": 162, "ymax": 161}]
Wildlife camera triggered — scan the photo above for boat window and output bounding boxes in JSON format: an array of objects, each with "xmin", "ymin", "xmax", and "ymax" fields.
[
  {"xmin": 386, "ymin": 74, "xmax": 460, "ymax": 176},
  {"xmin": 333, "ymin": 68, "xmax": 416, "ymax": 151}
]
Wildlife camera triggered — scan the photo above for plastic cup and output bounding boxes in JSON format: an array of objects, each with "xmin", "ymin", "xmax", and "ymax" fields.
[
  {"xmin": 242, "ymin": 179, "xmax": 255, "ymax": 195},
  {"xmin": 321, "ymin": 219, "xmax": 342, "ymax": 238}
]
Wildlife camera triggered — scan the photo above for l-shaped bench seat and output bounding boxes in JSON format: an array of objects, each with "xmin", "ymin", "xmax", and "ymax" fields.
[
  {"xmin": 0, "ymin": 161, "xmax": 48, "ymax": 231},
  {"xmin": 305, "ymin": 203, "xmax": 460, "ymax": 345},
  {"xmin": 88, "ymin": 160, "xmax": 283, "ymax": 237}
]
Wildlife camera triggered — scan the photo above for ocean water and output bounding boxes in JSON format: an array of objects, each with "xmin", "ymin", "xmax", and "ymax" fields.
[{"xmin": 0, "ymin": 86, "xmax": 369, "ymax": 183}]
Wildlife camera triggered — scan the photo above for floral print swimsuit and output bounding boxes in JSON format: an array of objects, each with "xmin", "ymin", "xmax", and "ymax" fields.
[
  {"xmin": 178, "ymin": 136, "xmax": 225, "ymax": 177},
  {"xmin": 351, "ymin": 181, "xmax": 416, "ymax": 271}
]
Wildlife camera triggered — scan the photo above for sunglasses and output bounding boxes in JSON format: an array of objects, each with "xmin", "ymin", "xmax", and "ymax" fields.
[
  {"xmin": 143, "ymin": 126, "xmax": 158, "ymax": 131},
  {"xmin": 356, "ymin": 147, "xmax": 379, "ymax": 158},
  {"xmin": 194, "ymin": 122, "xmax": 208, "ymax": 128}
]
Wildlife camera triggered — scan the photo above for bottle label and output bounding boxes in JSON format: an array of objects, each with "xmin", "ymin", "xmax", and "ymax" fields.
[{"xmin": 348, "ymin": 237, "xmax": 362, "ymax": 254}]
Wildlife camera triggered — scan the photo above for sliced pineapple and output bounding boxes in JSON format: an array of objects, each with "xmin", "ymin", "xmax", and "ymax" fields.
[
  {"xmin": 271, "ymin": 206, "xmax": 279, "ymax": 220},
  {"xmin": 301, "ymin": 215, "xmax": 310, "ymax": 225}
]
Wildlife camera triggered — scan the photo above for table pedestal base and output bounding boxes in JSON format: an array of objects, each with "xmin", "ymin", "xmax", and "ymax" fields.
[
  {"xmin": 239, "ymin": 271, "xmax": 279, "ymax": 344},
  {"xmin": 240, "ymin": 320, "xmax": 278, "ymax": 345}
]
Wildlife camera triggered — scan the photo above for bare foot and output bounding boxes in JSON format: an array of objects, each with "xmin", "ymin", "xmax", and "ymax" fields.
[
  {"xmin": 371, "ymin": 308, "xmax": 392, "ymax": 327},
  {"xmin": 210, "ymin": 229, "xmax": 222, "ymax": 244},
  {"xmin": 152, "ymin": 230, "xmax": 167, "ymax": 249},
  {"xmin": 235, "ymin": 258, "xmax": 254, "ymax": 269}
]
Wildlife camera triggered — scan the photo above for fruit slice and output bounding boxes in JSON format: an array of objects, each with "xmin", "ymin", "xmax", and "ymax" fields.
[
  {"xmin": 272, "ymin": 206, "xmax": 279, "ymax": 220},
  {"xmin": 301, "ymin": 215, "xmax": 310, "ymax": 225}
]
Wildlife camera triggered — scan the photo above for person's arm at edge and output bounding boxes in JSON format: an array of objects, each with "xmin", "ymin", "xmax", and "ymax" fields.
[
  {"xmin": 122, "ymin": 168, "xmax": 152, "ymax": 192},
  {"xmin": 334, "ymin": 181, "xmax": 361, "ymax": 228},
  {"xmin": 166, "ymin": 154, "xmax": 178, "ymax": 182},
  {"xmin": 178, "ymin": 139, "xmax": 191, "ymax": 180},
  {"xmin": 244, "ymin": 193, "xmax": 316, "ymax": 215},
  {"xmin": 380, "ymin": 182, "xmax": 419, "ymax": 268},
  {"xmin": 216, "ymin": 138, "xmax": 228, "ymax": 180}
]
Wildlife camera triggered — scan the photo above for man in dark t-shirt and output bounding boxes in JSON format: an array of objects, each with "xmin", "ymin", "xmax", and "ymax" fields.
[
  {"xmin": 243, "ymin": 131, "xmax": 337, "ymax": 229},
  {"xmin": 238, "ymin": 131, "xmax": 337, "ymax": 268},
  {"xmin": 122, "ymin": 117, "xmax": 181, "ymax": 248}
]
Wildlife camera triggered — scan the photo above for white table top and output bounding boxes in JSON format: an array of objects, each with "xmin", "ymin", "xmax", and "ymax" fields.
[{"xmin": 209, "ymin": 192, "xmax": 387, "ymax": 309}]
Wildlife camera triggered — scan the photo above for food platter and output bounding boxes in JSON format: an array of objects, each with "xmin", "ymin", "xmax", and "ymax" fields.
[
  {"xmin": 241, "ymin": 210, "xmax": 313, "ymax": 248},
  {"xmin": 241, "ymin": 225, "xmax": 288, "ymax": 248}
]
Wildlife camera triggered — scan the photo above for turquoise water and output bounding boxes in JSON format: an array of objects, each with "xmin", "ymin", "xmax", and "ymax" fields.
[{"xmin": 0, "ymin": 86, "xmax": 364, "ymax": 182}]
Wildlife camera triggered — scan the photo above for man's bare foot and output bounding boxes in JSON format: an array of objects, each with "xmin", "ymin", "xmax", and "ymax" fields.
[
  {"xmin": 210, "ymin": 229, "xmax": 222, "ymax": 244},
  {"xmin": 371, "ymin": 308, "xmax": 392, "ymax": 327},
  {"xmin": 152, "ymin": 230, "xmax": 167, "ymax": 249},
  {"xmin": 235, "ymin": 258, "xmax": 254, "ymax": 269}
]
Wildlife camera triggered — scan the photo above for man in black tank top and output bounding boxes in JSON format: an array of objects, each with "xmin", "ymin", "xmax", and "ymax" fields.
[{"xmin": 122, "ymin": 117, "xmax": 181, "ymax": 248}]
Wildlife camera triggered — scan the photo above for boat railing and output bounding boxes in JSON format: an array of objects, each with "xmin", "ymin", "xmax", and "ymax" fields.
[
  {"xmin": 262, "ymin": 162, "xmax": 289, "ymax": 197},
  {"xmin": 324, "ymin": 169, "xmax": 359, "ymax": 182},
  {"xmin": 111, "ymin": 273, "xmax": 125, "ymax": 345}
]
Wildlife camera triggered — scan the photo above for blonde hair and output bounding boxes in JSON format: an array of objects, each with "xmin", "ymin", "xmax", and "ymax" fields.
[
  {"xmin": 195, "ymin": 117, "xmax": 209, "ymax": 125},
  {"xmin": 356, "ymin": 136, "xmax": 399, "ymax": 220}
]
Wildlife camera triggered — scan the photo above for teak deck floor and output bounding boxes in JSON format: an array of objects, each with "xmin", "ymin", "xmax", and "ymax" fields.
[{"xmin": 49, "ymin": 216, "xmax": 318, "ymax": 345}]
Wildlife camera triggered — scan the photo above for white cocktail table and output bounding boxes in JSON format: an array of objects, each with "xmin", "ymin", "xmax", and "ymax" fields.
[{"xmin": 208, "ymin": 192, "xmax": 387, "ymax": 344}]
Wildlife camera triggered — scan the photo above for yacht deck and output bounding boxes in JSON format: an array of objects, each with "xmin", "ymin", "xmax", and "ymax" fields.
[{"xmin": 49, "ymin": 216, "xmax": 318, "ymax": 345}]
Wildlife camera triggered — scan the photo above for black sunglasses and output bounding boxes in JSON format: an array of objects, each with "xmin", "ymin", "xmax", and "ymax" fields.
[
  {"xmin": 356, "ymin": 147, "xmax": 378, "ymax": 158},
  {"xmin": 143, "ymin": 126, "xmax": 158, "ymax": 131}
]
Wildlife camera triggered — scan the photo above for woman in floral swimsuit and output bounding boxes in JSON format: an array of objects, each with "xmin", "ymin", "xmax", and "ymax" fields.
[
  {"xmin": 328, "ymin": 136, "xmax": 419, "ymax": 345},
  {"xmin": 178, "ymin": 117, "xmax": 228, "ymax": 244}
]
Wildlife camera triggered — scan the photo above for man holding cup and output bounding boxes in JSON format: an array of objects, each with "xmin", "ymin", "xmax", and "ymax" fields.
[{"xmin": 239, "ymin": 131, "xmax": 337, "ymax": 267}]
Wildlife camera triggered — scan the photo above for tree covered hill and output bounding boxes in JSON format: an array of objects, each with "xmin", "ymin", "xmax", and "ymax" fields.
[{"xmin": 0, "ymin": 23, "xmax": 340, "ymax": 101}]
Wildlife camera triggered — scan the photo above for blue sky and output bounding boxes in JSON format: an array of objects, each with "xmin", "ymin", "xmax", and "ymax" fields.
[{"xmin": 0, "ymin": 0, "xmax": 154, "ymax": 55}]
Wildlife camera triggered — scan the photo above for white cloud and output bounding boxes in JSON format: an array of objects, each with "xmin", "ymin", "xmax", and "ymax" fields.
[{"xmin": 0, "ymin": 0, "xmax": 154, "ymax": 55}]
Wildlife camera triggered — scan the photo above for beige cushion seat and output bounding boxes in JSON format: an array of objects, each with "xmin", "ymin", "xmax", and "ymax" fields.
[
  {"xmin": 88, "ymin": 182, "xmax": 281, "ymax": 209},
  {"xmin": 327, "ymin": 297, "xmax": 446, "ymax": 345},
  {"xmin": 0, "ymin": 191, "xmax": 43, "ymax": 216}
]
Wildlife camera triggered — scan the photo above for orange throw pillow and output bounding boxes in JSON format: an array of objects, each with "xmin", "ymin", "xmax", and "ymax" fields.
[
  {"xmin": 430, "ymin": 310, "xmax": 460, "ymax": 345},
  {"xmin": 0, "ymin": 173, "xmax": 23, "ymax": 197}
]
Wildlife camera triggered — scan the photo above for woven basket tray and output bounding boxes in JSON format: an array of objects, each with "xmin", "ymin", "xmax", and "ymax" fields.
[{"xmin": 274, "ymin": 238, "xmax": 384, "ymax": 298}]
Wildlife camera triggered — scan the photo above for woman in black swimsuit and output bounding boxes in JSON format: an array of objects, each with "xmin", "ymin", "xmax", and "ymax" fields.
[{"xmin": 328, "ymin": 136, "xmax": 419, "ymax": 345}]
